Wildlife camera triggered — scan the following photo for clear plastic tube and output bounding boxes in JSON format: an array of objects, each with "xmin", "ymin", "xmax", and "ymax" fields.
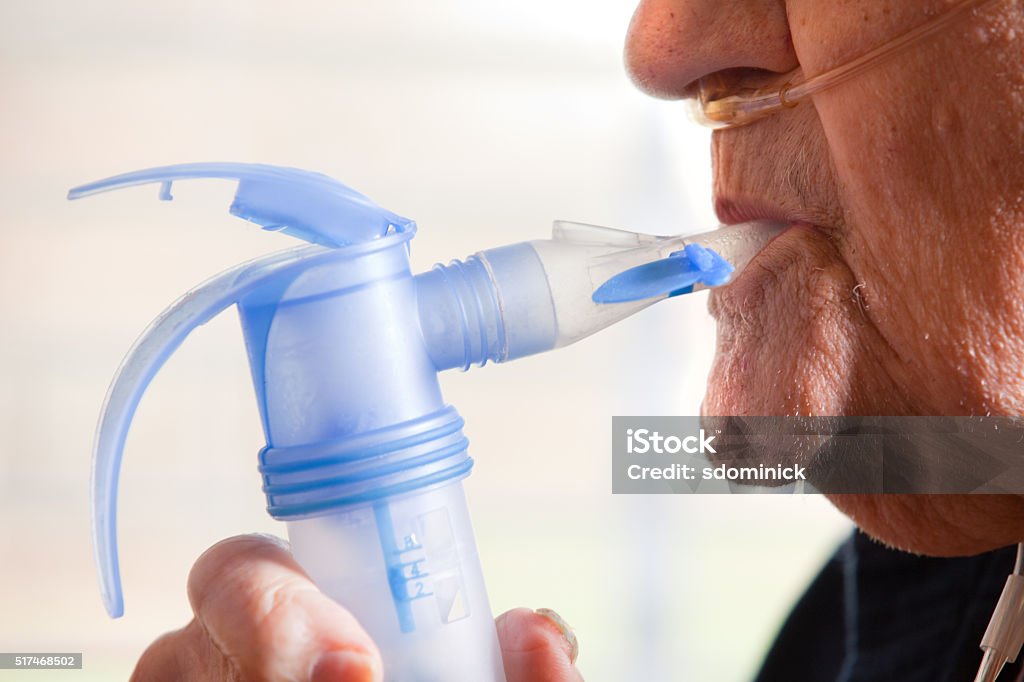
[{"xmin": 692, "ymin": 0, "xmax": 1001, "ymax": 129}]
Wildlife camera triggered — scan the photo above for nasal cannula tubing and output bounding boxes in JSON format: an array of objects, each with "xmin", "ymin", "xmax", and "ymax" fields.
[{"xmin": 975, "ymin": 543, "xmax": 1024, "ymax": 682}]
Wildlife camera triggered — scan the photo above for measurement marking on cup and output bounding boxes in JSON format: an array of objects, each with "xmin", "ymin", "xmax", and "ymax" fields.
[
  {"xmin": 393, "ymin": 535, "xmax": 435, "ymax": 599},
  {"xmin": 374, "ymin": 502, "xmax": 432, "ymax": 632}
]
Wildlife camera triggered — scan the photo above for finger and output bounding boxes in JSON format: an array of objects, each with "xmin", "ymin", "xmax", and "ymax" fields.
[
  {"xmin": 130, "ymin": 620, "xmax": 237, "ymax": 682},
  {"xmin": 497, "ymin": 608, "xmax": 585, "ymax": 682},
  {"xmin": 186, "ymin": 534, "xmax": 383, "ymax": 682}
]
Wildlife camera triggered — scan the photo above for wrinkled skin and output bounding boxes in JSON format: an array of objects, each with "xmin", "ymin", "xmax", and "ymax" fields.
[{"xmin": 626, "ymin": 0, "xmax": 1024, "ymax": 555}]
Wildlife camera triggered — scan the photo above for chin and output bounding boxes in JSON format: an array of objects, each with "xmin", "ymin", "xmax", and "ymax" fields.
[
  {"xmin": 703, "ymin": 231, "xmax": 1024, "ymax": 557},
  {"xmin": 827, "ymin": 494, "xmax": 1024, "ymax": 557}
]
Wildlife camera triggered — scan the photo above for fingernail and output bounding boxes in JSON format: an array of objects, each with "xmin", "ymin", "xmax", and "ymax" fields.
[
  {"xmin": 311, "ymin": 650, "xmax": 379, "ymax": 682},
  {"xmin": 535, "ymin": 607, "xmax": 579, "ymax": 665}
]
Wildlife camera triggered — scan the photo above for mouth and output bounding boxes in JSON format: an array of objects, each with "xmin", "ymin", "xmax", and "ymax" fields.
[
  {"xmin": 715, "ymin": 195, "xmax": 825, "ymax": 231},
  {"xmin": 716, "ymin": 196, "xmax": 798, "ymax": 227},
  {"xmin": 711, "ymin": 197, "xmax": 821, "ymax": 288}
]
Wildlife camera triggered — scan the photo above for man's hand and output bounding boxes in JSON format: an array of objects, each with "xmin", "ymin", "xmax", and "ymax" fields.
[{"xmin": 131, "ymin": 534, "xmax": 584, "ymax": 682}]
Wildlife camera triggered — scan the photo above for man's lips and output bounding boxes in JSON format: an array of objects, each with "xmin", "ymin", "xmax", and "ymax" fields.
[
  {"xmin": 715, "ymin": 195, "xmax": 817, "ymax": 228},
  {"xmin": 710, "ymin": 197, "xmax": 825, "ymax": 297}
]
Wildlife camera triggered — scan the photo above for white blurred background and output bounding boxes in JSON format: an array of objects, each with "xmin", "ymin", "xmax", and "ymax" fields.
[{"xmin": 0, "ymin": 1, "xmax": 851, "ymax": 679}]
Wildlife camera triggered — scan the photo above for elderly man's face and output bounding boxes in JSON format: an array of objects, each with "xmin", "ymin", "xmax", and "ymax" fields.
[{"xmin": 626, "ymin": 0, "xmax": 1024, "ymax": 555}]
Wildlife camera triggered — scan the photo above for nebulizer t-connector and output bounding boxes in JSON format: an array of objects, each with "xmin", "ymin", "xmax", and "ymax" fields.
[{"xmin": 70, "ymin": 163, "xmax": 785, "ymax": 681}]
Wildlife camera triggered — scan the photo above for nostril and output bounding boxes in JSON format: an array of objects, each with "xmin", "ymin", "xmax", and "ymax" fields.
[{"xmin": 623, "ymin": 0, "xmax": 798, "ymax": 101}]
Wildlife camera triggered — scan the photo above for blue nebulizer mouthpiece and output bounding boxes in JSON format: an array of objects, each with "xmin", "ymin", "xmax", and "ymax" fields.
[
  {"xmin": 591, "ymin": 243, "xmax": 735, "ymax": 303},
  {"xmin": 70, "ymin": 162, "xmax": 784, "ymax": 681}
]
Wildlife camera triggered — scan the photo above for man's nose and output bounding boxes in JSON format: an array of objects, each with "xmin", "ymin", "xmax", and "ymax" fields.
[{"xmin": 625, "ymin": 0, "xmax": 798, "ymax": 100}]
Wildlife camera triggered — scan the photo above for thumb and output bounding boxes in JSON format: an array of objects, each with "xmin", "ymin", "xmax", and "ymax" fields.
[{"xmin": 496, "ymin": 608, "xmax": 584, "ymax": 682}]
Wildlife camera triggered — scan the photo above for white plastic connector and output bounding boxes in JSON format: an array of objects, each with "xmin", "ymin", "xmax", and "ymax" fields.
[{"xmin": 975, "ymin": 545, "xmax": 1024, "ymax": 682}]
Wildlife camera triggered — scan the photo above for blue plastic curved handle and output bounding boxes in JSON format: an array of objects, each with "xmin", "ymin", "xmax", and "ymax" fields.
[
  {"xmin": 71, "ymin": 162, "xmax": 420, "ymax": 617},
  {"xmin": 89, "ymin": 245, "xmax": 355, "ymax": 617},
  {"xmin": 68, "ymin": 162, "xmax": 413, "ymax": 248}
]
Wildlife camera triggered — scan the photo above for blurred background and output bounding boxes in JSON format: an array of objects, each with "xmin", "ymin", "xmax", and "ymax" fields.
[{"xmin": 0, "ymin": 0, "xmax": 852, "ymax": 679}]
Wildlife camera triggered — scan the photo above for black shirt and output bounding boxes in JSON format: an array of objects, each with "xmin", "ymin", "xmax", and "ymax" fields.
[{"xmin": 755, "ymin": 531, "xmax": 1022, "ymax": 682}]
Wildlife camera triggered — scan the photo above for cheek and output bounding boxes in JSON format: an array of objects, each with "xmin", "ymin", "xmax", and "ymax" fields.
[
  {"xmin": 807, "ymin": 12, "xmax": 1024, "ymax": 415},
  {"xmin": 820, "ymin": 113, "xmax": 1024, "ymax": 414}
]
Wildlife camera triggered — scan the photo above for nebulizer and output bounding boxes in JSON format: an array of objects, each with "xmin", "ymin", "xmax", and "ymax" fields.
[{"xmin": 69, "ymin": 162, "xmax": 785, "ymax": 680}]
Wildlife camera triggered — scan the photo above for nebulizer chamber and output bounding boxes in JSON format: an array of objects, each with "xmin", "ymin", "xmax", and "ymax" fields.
[{"xmin": 72, "ymin": 163, "xmax": 783, "ymax": 681}]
